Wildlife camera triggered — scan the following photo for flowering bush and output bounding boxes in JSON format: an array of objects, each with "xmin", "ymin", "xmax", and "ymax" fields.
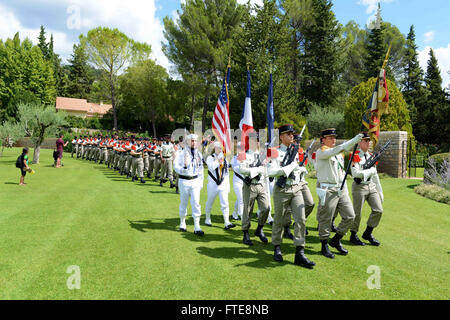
[{"xmin": 424, "ymin": 153, "xmax": 450, "ymax": 190}]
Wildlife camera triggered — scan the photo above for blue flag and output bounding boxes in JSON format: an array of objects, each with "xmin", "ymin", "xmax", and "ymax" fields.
[{"xmin": 267, "ymin": 73, "xmax": 275, "ymax": 147}]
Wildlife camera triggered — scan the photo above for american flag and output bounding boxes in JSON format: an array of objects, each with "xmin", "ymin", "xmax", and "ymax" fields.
[{"xmin": 212, "ymin": 67, "xmax": 232, "ymax": 154}]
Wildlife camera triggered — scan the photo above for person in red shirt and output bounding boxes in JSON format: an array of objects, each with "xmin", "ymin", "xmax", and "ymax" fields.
[{"xmin": 55, "ymin": 134, "xmax": 68, "ymax": 168}]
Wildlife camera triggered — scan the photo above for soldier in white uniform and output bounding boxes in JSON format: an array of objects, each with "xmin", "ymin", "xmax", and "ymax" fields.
[
  {"xmin": 350, "ymin": 132, "xmax": 383, "ymax": 246},
  {"xmin": 204, "ymin": 142, "xmax": 236, "ymax": 230},
  {"xmin": 267, "ymin": 125, "xmax": 315, "ymax": 268},
  {"xmin": 239, "ymin": 132, "xmax": 271, "ymax": 246},
  {"xmin": 173, "ymin": 134, "xmax": 205, "ymax": 236},
  {"xmin": 315, "ymin": 128, "xmax": 363, "ymax": 259}
]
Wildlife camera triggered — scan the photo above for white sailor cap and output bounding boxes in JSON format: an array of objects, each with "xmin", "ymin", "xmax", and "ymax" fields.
[{"xmin": 186, "ymin": 134, "xmax": 198, "ymax": 141}]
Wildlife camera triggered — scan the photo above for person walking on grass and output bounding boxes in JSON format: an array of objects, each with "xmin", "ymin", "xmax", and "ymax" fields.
[
  {"xmin": 18, "ymin": 148, "xmax": 31, "ymax": 185},
  {"xmin": 55, "ymin": 134, "xmax": 68, "ymax": 168}
]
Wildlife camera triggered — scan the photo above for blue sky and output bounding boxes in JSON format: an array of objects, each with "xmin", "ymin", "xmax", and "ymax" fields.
[{"xmin": 0, "ymin": 0, "xmax": 449, "ymax": 87}]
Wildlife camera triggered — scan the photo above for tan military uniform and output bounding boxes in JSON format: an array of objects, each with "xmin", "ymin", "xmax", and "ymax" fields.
[
  {"xmin": 316, "ymin": 136, "xmax": 361, "ymax": 240},
  {"xmin": 350, "ymin": 149, "xmax": 383, "ymax": 233},
  {"xmin": 267, "ymin": 144, "xmax": 309, "ymax": 247},
  {"xmin": 239, "ymin": 149, "xmax": 271, "ymax": 231},
  {"xmin": 160, "ymin": 142, "xmax": 175, "ymax": 183}
]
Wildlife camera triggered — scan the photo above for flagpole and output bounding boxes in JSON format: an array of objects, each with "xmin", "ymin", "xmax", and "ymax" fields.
[{"xmin": 340, "ymin": 46, "xmax": 392, "ymax": 191}]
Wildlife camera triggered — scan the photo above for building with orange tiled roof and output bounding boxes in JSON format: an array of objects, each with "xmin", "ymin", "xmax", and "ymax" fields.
[{"xmin": 55, "ymin": 97, "xmax": 112, "ymax": 118}]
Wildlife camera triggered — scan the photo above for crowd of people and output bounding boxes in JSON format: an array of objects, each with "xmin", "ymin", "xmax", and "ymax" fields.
[{"xmin": 69, "ymin": 125, "xmax": 384, "ymax": 269}]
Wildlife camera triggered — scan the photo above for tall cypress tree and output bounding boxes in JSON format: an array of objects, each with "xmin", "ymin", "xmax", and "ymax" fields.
[
  {"xmin": 37, "ymin": 25, "xmax": 49, "ymax": 60},
  {"xmin": 420, "ymin": 49, "xmax": 446, "ymax": 144},
  {"xmin": 298, "ymin": 0, "xmax": 343, "ymax": 110},
  {"xmin": 401, "ymin": 25, "xmax": 425, "ymax": 129},
  {"xmin": 364, "ymin": 4, "xmax": 389, "ymax": 80}
]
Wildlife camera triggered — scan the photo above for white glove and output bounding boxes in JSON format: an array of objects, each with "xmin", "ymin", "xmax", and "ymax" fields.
[
  {"xmin": 294, "ymin": 166, "xmax": 307, "ymax": 174},
  {"xmin": 353, "ymin": 133, "xmax": 364, "ymax": 144}
]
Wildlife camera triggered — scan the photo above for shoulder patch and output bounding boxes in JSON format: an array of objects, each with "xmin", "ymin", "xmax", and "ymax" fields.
[{"xmin": 321, "ymin": 146, "xmax": 330, "ymax": 151}]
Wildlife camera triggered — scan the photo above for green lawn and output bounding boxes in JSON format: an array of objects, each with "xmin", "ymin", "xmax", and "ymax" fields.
[{"xmin": 0, "ymin": 148, "xmax": 448, "ymax": 300}]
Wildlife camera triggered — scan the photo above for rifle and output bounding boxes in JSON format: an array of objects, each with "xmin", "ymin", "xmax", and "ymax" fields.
[
  {"xmin": 276, "ymin": 143, "xmax": 300, "ymax": 188},
  {"xmin": 243, "ymin": 151, "xmax": 264, "ymax": 186},
  {"xmin": 299, "ymin": 139, "xmax": 316, "ymax": 167},
  {"xmin": 362, "ymin": 140, "xmax": 391, "ymax": 170},
  {"xmin": 354, "ymin": 140, "xmax": 391, "ymax": 184}
]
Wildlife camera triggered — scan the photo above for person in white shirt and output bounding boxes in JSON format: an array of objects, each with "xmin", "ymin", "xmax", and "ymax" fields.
[
  {"xmin": 350, "ymin": 132, "xmax": 383, "ymax": 246},
  {"xmin": 173, "ymin": 134, "xmax": 205, "ymax": 236},
  {"xmin": 204, "ymin": 142, "xmax": 236, "ymax": 230}
]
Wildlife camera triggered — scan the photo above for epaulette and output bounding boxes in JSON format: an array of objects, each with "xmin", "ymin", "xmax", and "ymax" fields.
[
  {"xmin": 349, "ymin": 150, "xmax": 361, "ymax": 163},
  {"xmin": 312, "ymin": 152, "xmax": 316, "ymax": 160},
  {"xmin": 320, "ymin": 145, "xmax": 330, "ymax": 151}
]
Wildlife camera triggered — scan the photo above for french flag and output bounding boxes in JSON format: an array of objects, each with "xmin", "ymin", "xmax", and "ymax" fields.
[{"xmin": 239, "ymin": 70, "xmax": 254, "ymax": 151}]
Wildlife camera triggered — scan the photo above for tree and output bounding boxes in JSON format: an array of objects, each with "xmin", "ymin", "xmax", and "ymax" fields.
[
  {"xmin": 79, "ymin": 27, "xmax": 151, "ymax": 131},
  {"xmin": 66, "ymin": 43, "xmax": 93, "ymax": 99},
  {"xmin": 37, "ymin": 25, "xmax": 50, "ymax": 60},
  {"xmin": 418, "ymin": 49, "xmax": 447, "ymax": 145},
  {"xmin": 17, "ymin": 102, "xmax": 68, "ymax": 164},
  {"xmin": 163, "ymin": 0, "xmax": 244, "ymax": 132},
  {"xmin": 297, "ymin": 0, "xmax": 344, "ymax": 110},
  {"xmin": 119, "ymin": 59, "xmax": 168, "ymax": 136},
  {"xmin": 345, "ymin": 78, "xmax": 414, "ymax": 151},
  {"xmin": 0, "ymin": 120, "xmax": 24, "ymax": 156},
  {"xmin": 401, "ymin": 25, "xmax": 426, "ymax": 133},
  {"xmin": 0, "ymin": 33, "xmax": 56, "ymax": 121}
]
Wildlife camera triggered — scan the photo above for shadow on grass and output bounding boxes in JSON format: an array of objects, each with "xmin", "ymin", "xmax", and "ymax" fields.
[
  {"xmin": 407, "ymin": 183, "xmax": 421, "ymax": 189},
  {"xmin": 4, "ymin": 182, "xmax": 18, "ymax": 185}
]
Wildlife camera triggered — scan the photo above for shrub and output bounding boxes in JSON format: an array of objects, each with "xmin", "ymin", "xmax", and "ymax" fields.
[
  {"xmin": 424, "ymin": 153, "xmax": 450, "ymax": 189},
  {"xmin": 414, "ymin": 184, "xmax": 450, "ymax": 205},
  {"xmin": 306, "ymin": 104, "xmax": 344, "ymax": 139}
]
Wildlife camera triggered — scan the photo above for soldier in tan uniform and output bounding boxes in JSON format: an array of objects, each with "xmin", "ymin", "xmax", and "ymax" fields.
[
  {"xmin": 160, "ymin": 135, "xmax": 176, "ymax": 188},
  {"xmin": 239, "ymin": 132, "xmax": 271, "ymax": 246},
  {"xmin": 350, "ymin": 132, "xmax": 383, "ymax": 246},
  {"xmin": 267, "ymin": 125, "xmax": 315, "ymax": 269},
  {"xmin": 316, "ymin": 128, "xmax": 363, "ymax": 259}
]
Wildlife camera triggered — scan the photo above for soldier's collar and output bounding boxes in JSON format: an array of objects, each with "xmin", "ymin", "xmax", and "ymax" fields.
[{"xmin": 280, "ymin": 144, "xmax": 289, "ymax": 151}]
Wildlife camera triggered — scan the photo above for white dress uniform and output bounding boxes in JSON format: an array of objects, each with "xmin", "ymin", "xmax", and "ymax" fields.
[
  {"xmin": 205, "ymin": 150, "xmax": 234, "ymax": 229},
  {"xmin": 231, "ymin": 154, "xmax": 244, "ymax": 220},
  {"xmin": 173, "ymin": 136, "xmax": 204, "ymax": 234}
]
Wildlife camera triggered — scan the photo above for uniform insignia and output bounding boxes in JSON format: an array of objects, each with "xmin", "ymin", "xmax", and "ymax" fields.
[
  {"xmin": 312, "ymin": 152, "xmax": 316, "ymax": 160},
  {"xmin": 320, "ymin": 146, "xmax": 330, "ymax": 151},
  {"xmin": 349, "ymin": 150, "xmax": 361, "ymax": 163}
]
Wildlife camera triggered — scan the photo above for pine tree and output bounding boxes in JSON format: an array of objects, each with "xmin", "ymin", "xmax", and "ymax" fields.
[
  {"xmin": 297, "ymin": 0, "xmax": 343, "ymax": 110},
  {"xmin": 401, "ymin": 25, "xmax": 426, "ymax": 129},
  {"xmin": 364, "ymin": 4, "xmax": 390, "ymax": 80},
  {"xmin": 66, "ymin": 44, "xmax": 93, "ymax": 99},
  {"xmin": 420, "ymin": 49, "xmax": 446, "ymax": 144},
  {"xmin": 37, "ymin": 25, "xmax": 49, "ymax": 60}
]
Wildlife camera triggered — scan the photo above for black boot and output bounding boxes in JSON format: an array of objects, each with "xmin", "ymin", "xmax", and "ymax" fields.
[
  {"xmin": 273, "ymin": 245, "xmax": 283, "ymax": 262},
  {"xmin": 362, "ymin": 226, "xmax": 380, "ymax": 246},
  {"xmin": 350, "ymin": 231, "xmax": 365, "ymax": 246},
  {"xmin": 160, "ymin": 180, "xmax": 164, "ymax": 187},
  {"xmin": 147, "ymin": 173, "xmax": 151, "ymax": 179},
  {"xmin": 243, "ymin": 231, "xmax": 253, "ymax": 246},
  {"xmin": 321, "ymin": 240, "xmax": 335, "ymax": 259},
  {"xmin": 254, "ymin": 225, "xmax": 268, "ymax": 243},
  {"xmin": 132, "ymin": 176, "xmax": 136, "ymax": 182},
  {"xmin": 294, "ymin": 246, "xmax": 315, "ymax": 269},
  {"xmin": 140, "ymin": 178, "xmax": 146, "ymax": 184},
  {"xmin": 283, "ymin": 226, "xmax": 294, "ymax": 240},
  {"xmin": 329, "ymin": 233, "xmax": 348, "ymax": 255},
  {"xmin": 175, "ymin": 186, "xmax": 179, "ymax": 194},
  {"xmin": 170, "ymin": 182, "xmax": 175, "ymax": 189}
]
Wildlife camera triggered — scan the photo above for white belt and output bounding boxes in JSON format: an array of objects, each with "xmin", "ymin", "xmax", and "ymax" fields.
[{"xmin": 319, "ymin": 183, "xmax": 340, "ymax": 189}]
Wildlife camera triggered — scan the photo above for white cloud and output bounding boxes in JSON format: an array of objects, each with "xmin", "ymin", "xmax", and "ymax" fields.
[
  {"xmin": 0, "ymin": 3, "xmax": 74, "ymax": 60},
  {"xmin": 418, "ymin": 45, "xmax": 450, "ymax": 89},
  {"xmin": 424, "ymin": 31, "xmax": 435, "ymax": 43},
  {"xmin": 358, "ymin": 0, "xmax": 394, "ymax": 14},
  {"xmin": 0, "ymin": 1, "xmax": 169, "ymax": 72}
]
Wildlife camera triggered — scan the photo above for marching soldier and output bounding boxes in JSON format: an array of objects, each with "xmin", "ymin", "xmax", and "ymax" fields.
[
  {"xmin": 76, "ymin": 136, "xmax": 83, "ymax": 158},
  {"xmin": 173, "ymin": 134, "xmax": 205, "ymax": 236},
  {"xmin": 267, "ymin": 124, "xmax": 315, "ymax": 268},
  {"xmin": 153, "ymin": 138, "xmax": 162, "ymax": 181},
  {"xmin": 71, "ymin": 136, "xmax": 77, "ymax": 158},
  {"xmin": 160, "ymin": 135, "xmax": 176, "ymax": 188},
  {"xmin": 204, "ymin": 141, "xmax": 236, "ymax": 230},
  {"xmin": 130, "ymin": 138, "xmax": 146, "ymax": 184},
  {"xmin": 147, "ymin": 139, "xmax": 157, "ymax": 179},
  {"xmin": 350, "ymin": 132, "xmax": 383, "ymax": 246},
  {"xmin": 239, "ymin": 132, "xmax": 271, "ymax": 246},
  {"xmin": 315, "ymin": 128, "xmax": 363, "ymax": 259}
]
